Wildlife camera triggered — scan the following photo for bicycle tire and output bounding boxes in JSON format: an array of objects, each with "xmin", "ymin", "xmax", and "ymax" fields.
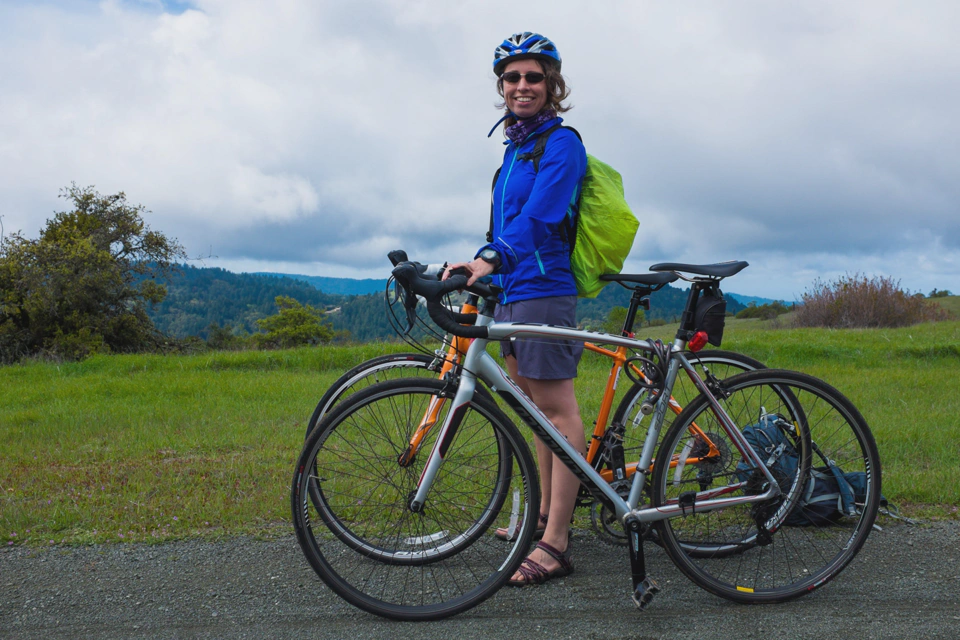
[
  {"xmin": 292, "ymin": 378, "xmax": 540, "ymax": 621},
  {"xmin": 304, "ymin": 351, "xmax": 499, "ymax": 526},
  {"xmin": 651, "ymin": 369, "xmax": 881, "ymax": 603},
  {"xmin": 305, "ymin": 352, "xmax": 440, "ymax": 439},
  {"xmin": 590, "ymin": 350, "xmax": 766, "ymax": 545},
  {"xmin": 651, "ymin": 368, "xmax": 811, "ymax": 559}
]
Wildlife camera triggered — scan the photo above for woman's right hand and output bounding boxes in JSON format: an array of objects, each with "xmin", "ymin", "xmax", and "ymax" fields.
[{"xmin": 442, "ymin": 258, "xmax": 495, "ymax": 286}]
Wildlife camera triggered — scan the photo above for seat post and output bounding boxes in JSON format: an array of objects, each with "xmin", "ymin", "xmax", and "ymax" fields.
[
  {"xmin": 675, "ymin": 282, "xmax": 706, "ymax": 343},
  {"xmin": 620, "ymin": 287, "xmax": 651, "ymax": 336}
]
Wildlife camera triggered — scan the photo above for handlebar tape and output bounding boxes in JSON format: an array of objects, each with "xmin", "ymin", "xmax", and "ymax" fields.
[
  {"xmin": 427, "ymin": 301, "xmax": 489, "ymax": 339},
  {"xmin": 448, "ymin": 310, "xmax": 479, "ymax": 325}
]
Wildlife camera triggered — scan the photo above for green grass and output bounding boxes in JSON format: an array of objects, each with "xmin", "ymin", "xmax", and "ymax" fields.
[
  {"xmin": 0, "ymin": 343, "xmax": 420, "ymax": 546},
  {"xmin": 2, "ymin": 322, "xmax": 959, "ymax": 546}
]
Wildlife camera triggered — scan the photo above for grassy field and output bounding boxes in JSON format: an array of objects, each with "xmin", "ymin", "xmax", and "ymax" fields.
[
  {"xmin": 2, "ymin": 319, "xmax": 959, "ymax": 546},
  {"xmin": 933, "ymin": 294, "xmax": 960, "ymax": 317}
]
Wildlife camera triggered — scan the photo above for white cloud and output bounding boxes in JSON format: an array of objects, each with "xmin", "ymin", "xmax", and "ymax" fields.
[{"xmin": 1, "ymin": 0, "xmax": 958, "ymax": 296}]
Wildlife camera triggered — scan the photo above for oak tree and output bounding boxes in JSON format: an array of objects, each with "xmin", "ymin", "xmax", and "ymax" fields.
[{"xmin": 0, "ymin": 185, "xmax": 186, "ymax": 361}]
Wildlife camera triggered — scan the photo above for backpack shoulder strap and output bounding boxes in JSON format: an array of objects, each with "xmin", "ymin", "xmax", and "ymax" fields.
[
  {"xmin": 824, "ymin": 463, "xmax": 859, "ymax": 516},
  {"xmin": 518, "ymin": 122, "xmax": 569, "ymax": 172},
  {"xmin": 486, "ymin": 166, "xmax": 502, "ymax": 244}
]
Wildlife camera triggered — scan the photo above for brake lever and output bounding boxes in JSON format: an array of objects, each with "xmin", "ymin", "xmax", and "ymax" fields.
[
  {"xmin": 388, "ymin": 249, "xmax": 408, "ymax": 267},
  {"xmin": 402, "ymin": 284, "xmax": 420, "ymax": 336},
  {"xmin": 389, "ymin": 276, "xmax": 419, "ymax": 336}
]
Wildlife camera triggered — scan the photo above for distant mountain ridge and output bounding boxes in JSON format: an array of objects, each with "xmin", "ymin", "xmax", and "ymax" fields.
[
  {"xmin": 254, "ymin": 272, "xmax": 388, "ymax": 296},
  {"xmin": 148, "ymin": 267, "xmax": 753, "ymax": 342},
  {"xmin": 148, "ymin": 265, "xmax": 342, "ymax": 339},
  {"xmin": 261, "ymin": 274, "xmax": 789, "ymax": 306},
  {"xmin": 726, "ymin": 293, "xmax": 799, "ymax": 306}
]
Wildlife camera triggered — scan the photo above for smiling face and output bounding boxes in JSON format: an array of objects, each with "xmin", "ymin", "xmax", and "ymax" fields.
[{"xmin": 501, "ymin": 59, "xmax": 548, "ymax": 119}]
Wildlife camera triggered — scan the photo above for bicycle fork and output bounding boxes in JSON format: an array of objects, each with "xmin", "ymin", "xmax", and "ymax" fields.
[{"xmin": 407, "ymin": 349, "xmax": 484, "ymax": 513}]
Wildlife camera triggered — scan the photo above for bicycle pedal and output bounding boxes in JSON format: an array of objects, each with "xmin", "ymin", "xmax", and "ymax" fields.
[{"xmin": 631, "ymin": 576, "xmax": 661, "ymax": 611}]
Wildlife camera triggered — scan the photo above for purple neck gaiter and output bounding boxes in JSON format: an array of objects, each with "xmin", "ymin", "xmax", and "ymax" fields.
[{"xmin": 505, "ymin": 109, "xmax": 557, "ymax": 145}]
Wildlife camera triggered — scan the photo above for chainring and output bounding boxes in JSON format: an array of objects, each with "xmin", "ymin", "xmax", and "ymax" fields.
[{"xmin": 589, "ymin": 482, "xmax": 631, "ymax": 546}]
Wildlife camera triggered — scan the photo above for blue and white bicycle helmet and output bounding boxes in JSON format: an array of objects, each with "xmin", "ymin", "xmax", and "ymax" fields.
[{"xmin": 493, "ymin": 32, "xmax": 561, "ymax": 76}]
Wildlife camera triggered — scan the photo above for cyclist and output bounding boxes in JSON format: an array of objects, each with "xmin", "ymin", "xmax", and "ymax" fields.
[{"xmin": 443, "ymin": 31, "xmax": 587, "ymax": 587}]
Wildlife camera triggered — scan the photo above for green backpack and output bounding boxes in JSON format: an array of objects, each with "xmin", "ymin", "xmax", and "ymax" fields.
[{"xmin": 487, "ymin": 125, "xmax": 639, "ymax": 298}]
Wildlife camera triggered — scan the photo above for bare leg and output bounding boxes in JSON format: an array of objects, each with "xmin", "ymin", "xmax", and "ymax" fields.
[
  {"xmin": 505, "ymin": 356, "xmax": 554, "ymax": 519},
  {"xmin": 507, "ymin": 369, "xmax": 585, "ymax": 580}
]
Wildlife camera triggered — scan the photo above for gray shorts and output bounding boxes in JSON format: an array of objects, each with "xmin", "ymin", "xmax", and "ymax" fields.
[{"xmin": 494, "ymin": 296, "xmax": 583, "ymax": 380}]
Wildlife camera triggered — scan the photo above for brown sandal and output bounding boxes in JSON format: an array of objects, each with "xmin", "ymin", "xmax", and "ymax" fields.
[
  {"xmin": 495, "ymin": 512, "xmax": 547, "ymax": 541},
  {"xmin": 507, "ymin": 541, "xmax": 574, "ymax": 587}
]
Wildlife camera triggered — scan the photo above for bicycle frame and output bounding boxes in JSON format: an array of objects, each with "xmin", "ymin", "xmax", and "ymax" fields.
[
  {"xmin": 410, "ymin": 317, "xmax": 783, "ymax": 523},
  {"xmin": 398, "ymin": 299, "xmax": 479, "ymax": 467},
  {"xmin": 402, "ymin": 302, "xmax": 721, "ymax": 480}
]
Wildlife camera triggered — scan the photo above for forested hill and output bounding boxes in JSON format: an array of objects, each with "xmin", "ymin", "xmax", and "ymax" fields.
[
  {"xmin": 148, "ymin": 265, "xmax": 345, "ymax": 339},
  {"xmin": 254, "ymin": 272, "xmax": 389, "ymax": 296},
  {"xmin": 147, "ymin": 265, "xmax": 746, "ymax": 342}
]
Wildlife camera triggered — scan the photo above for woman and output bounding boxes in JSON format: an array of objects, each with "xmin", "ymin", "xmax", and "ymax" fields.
[{"xmin": 443, "ymin": 32, "xmax": 587, "ymax": 587}]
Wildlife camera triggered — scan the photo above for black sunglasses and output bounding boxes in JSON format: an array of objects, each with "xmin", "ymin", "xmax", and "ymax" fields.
[{"xmin": 500, "ymin": 71, "xmax": 545, "ymax": 85}]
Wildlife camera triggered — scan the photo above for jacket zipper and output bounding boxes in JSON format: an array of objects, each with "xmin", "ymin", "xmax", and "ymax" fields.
[
  {"xmin": 498, "ymin": 131, "xmax": 548, "ymax": 300},
  {"xmin": 498, "ymin": 147, "xmax": 521, "ymax": 303}
]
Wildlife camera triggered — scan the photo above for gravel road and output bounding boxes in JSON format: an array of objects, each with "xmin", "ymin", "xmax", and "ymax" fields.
[{"xmin": 2, "ymin": 519, "xmax": 958, "ymax": 639}]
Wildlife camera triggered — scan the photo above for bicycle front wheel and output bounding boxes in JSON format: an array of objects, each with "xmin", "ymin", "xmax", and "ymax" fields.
[
  {"xmin": 292, "ymin": 378, "xmax": 541, "ymax": 621},
  {"xmin": 651, "ymin": 369, "xmax": 881, "ymax": 603}
]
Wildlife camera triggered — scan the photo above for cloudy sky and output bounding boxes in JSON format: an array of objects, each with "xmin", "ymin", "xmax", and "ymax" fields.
[{"xmin": 1, "ymin": 0, "xmax": 958, "ymax": 300}]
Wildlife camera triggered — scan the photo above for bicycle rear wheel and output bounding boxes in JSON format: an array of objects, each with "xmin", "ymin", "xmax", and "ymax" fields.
[
  {"xmin": 292, "ymin": 378, "xmax": 540, "ymax": 621},
  {"xmin": 651, "ymin": 369, "xmax": 881, "ymax": 603}
]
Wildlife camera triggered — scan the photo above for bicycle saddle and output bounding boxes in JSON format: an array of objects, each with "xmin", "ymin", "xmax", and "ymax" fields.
[
  {"xmin": 599, "ymin": 272, "xmax": 679, "ymax": 286},
  {"xmin": 649, "ymin": 261, "xmax": 749, "ymax": 278}
]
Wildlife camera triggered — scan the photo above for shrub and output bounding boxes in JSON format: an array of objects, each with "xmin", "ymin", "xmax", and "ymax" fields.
[
  {"xmin": 736, "ymin": 301, "xmax": 793, "ymax": 320},
  {"xmin": 928, "ymin": 288, "xmax": 953, "ymax": 298},
  {"xmin": 254, "ymin": 296, "xmax": 334, "ymax": 348},
  {"xmin": 602, "ymin": 305, "xmax": 644, "ymax": 334},
  {"xmin": 793, "ymin": 273, "xmax": 948, "ymax": 329},
  {"xmin": 206, "ymin": 322, "xmax": 249, "ymax": 351}
]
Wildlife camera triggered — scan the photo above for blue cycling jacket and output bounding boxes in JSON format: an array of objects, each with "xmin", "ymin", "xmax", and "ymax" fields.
[{"xmin": 479, "ymin": 116, "xmax": 587, "ymax": 304}]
